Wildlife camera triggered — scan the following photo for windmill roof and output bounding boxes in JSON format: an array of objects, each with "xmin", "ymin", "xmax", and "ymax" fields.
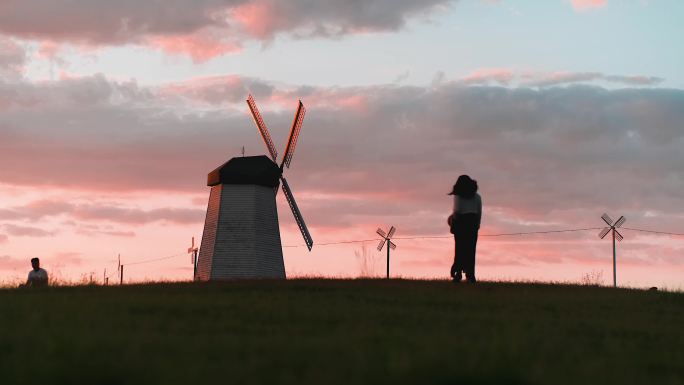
[{"xmin": 207, "ymin": 155, "xmax": 281, "ymax": 187}]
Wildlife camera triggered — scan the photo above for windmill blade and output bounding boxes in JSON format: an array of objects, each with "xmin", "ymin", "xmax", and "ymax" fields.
[
  {"xmin": 389, "ymin": 241, "xmax": 397, "ymax": 250},
  {"xmin": 615, "ymin": 230, "xmax": 624, "ymax": 242},
  {"xmin": 614, "ymin": 216, "xmax": 626, "ymax": 229},
  {"xmin": 598, "ymin": 227, "xmax": 611, "ymax": 239},
  {"xmin": 376, "ymin": 228, "xmax": 387, "ymax": 238},
  {"xmin": 247, "ymin": 94, "xmax": 278, "ymax": 162},
  {"xmin": 387, "ymin": 226, "xmax": 396, "ymax": 239},
  {"xmin": 281, "ymin": 177, "xmax": 314, "ymax": 251},
  {"xmin": 601, "ymin": 213, "xmax": 613, "ymax": 226},
  {"xmin": 377, "ymin": 239, "xmax": 385, "ymax": 252},
  {"xmin": 281, "ymin": 100, "xmax": 306, "ymax": 169}
]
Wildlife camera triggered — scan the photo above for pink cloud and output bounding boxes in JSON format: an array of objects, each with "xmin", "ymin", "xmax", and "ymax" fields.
[
  {"xmin": 149, "ymin": 33, "xmax": 242, "ymax": 63},
  {"xmin": 0, "ymin": 37, "xmax": 26, "ymax": 78},
  {"xmin": 572, "ymin": 0, "xmax": 608, "ymax": 11},
  {"xmin": 231, "ymin": 2, "xmax": 280, "ymax": 40},
  {"xmin": 0, "ymin": 255, "xmax": 26, "ymax": 270},
  {"xmin": 3, "ymin": 224, "xmax": 54, "ymax": 237},
  {"xmin": 52, "ymin": 252, "xmax": 84, "ymax": 266},
  {"xmin": 462, "ymin": 68, "xmax": 514, "ymax": 85},
  {"xmin": 0, "ymin": 199, "xmax": 204, "ymax": 226}
]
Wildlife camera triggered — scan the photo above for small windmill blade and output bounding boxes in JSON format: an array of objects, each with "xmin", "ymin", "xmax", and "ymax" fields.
[
  {"xmin": 376, "ymin": 228, "xmax": 387, "ymax": 238},
  {"xmin": 281, "ymin": 177, "xmax": 314, "ymax": 251},
  {"xmin": 601, "ymin": 213, "xmax": 614, "ymax": 226},
  {"xmin": 615, "ymin": 230, "xmax": 624, "ymax": 242},
  {"xmin": 599, "ymin": 227, "xmax": 611, "ymax": 239},
  {"xmin": 387, "ymin": 226, "xmax": 396, "ymax": 239},
  {"xmin": 377, "ymin": 239, "xmax": 385, "ymax": 252},
  {"xmin": 389, "ymin": 241, "xmax": 397, "ymax": 250},
  {"xmin": 614, "ymin": 216, "xmax": 626, "ymax": 228},
  {"xmin": 187, "ymin": 236, "xmax": 195, "ymax": 254},
  {"xmin": 246, "ymin": 94, "xmax": 278, "ymax": 162},
  {"xmin": 281, "ymin": 100, "xmax": 306, "ymax": 169}
]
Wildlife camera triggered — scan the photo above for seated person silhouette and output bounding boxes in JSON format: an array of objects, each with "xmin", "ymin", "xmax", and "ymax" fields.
[{"xmin": 26, "ymin": 258, "xmax": 49, "ymax": 287}]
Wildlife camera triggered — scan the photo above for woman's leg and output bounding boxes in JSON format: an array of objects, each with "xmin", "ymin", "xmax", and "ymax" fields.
[
  {"xmin": 464, "ymin": 232, "xmax": 476, "ymax": 282},
  {"xmin": 451, "ymin": 235, "xmax": 462, "ymax": 281},
  {"xmin": 461, "ymin": 215, "xmax": 478, "ymax": 283},
  {"xmin": 470, "ymin": 231, "xmax": 479, "ymax": 281}
]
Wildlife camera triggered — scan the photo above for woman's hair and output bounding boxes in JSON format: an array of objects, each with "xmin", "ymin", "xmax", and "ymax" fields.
[{"xmin": 453, "ymin": 175, "xmax": 478, "ymax": 199}]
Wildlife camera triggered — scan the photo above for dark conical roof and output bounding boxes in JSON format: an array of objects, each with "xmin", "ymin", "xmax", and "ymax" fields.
[{"xmin": 207, "ymin": 155, "xmax": 281, "ymax": 187}]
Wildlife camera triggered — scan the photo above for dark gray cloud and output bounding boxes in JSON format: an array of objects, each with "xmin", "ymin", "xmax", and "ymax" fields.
[
  {"xmin": 162, "ymin": 75, "xmax": 275, "ymax": 104},
  {"xmin": 462, "ymin": 70, "xmax": 664, "ymax": 87},
  {"xmin": 0, "ymin": 0, "xmax": 452, "ymax": 45},
  {"xmin": 1, "ymin": 74, "xmax": 683, "ymax": 237},
  {"xmin": 524, "ymin": 72, "xmax": 665, "ymax": 87}
]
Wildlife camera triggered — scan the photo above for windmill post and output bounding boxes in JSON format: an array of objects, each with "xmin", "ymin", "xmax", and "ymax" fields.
[
  {"xmin": 376, "ymin": 226, "xmax": 397, "ymax": 279},
  {"xmin": 598, "ymin": 213, "xmax": 626, "ymax": 287},
  {"xmin": 188, "ymin": 237, "xmax": 199, "ymax": 280}
]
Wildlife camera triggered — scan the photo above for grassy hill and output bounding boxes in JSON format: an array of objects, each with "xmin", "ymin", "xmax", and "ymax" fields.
[{"xmin": 1, "ymin": 280, "xmax": 682, "ymax": 385}]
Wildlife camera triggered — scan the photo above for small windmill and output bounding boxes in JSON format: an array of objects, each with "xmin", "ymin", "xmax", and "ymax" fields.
[
  {"xmin": 195, "ymin": 94, "xmax": 313, "ymax": 280},
  {"xmin": 599, "ymin": 213, "xmax": 626, "ymax": 287},
  {"xmin": 188, "ymin": 237, "xmax": 199, "ymax": 279},
  {"xmin": 376, "ymin": 226, "xmax": 397, "ymax": 279}
]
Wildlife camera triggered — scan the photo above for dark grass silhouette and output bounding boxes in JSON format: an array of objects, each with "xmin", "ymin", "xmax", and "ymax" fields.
[{"xmin": 1, "ymin": 280, "xmax": 682, "ymax": 385}]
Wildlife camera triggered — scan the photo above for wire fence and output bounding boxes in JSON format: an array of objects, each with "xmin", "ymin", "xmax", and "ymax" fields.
[{"xmin": 115, "ymin": 225, "xmax": 683, "ymax": 269}]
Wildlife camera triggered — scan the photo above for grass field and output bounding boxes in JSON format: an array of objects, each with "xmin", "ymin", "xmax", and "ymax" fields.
[{"xmin": 1, "ymin": 280, "xmax": 682, "ymax": 385}]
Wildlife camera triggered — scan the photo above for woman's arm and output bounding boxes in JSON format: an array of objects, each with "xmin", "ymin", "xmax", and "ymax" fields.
[{"xmin": 477, "ymin": 195, "xmax": 482, "ymax": 229}]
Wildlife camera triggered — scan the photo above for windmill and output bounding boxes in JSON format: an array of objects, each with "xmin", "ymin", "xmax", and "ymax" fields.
[
  {"xmin": 376, "ymin": 226, "xmax": 396, "ymax": 279},
  {"xmin": 599, "ymin": 213, "xmax": 626, "ymax": 287},
  {"xmin": 195, "ymin": 94, "xmax": 313, "ymax": 280},
  {"xmin": 188, "ymin": 237, "xmax": 199, "ymax": 279}
]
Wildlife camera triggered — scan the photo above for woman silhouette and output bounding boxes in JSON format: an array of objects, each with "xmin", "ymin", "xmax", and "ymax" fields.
[{"xmin": 448, "ymin": 175, "xmax": 482, "ymax": 283}]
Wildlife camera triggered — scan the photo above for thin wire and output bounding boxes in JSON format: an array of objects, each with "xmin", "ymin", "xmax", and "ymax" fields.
[
  {"xmin": 480, "ymin": 227, "xmax": 604, "ymax": 237},
  {"xmin": 622, "ymin": 227, "xmax": 684, "ymax": 236},
  {"xmin": 282, "ymin": 227, "xmax": 605, "ymax": 248},
  {"xmin": 115, "ymin": 227, "xmax": 683, "ymax": 263},
  {"xmin": 123, "ymin": 253, "xmax": 186, "ymax": 266},
  {"xmin": 283, "ymin": 239, "xmax": 377, "ymax": 248}
]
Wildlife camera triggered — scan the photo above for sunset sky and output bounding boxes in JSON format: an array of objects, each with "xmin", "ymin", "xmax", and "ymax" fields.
[{"xmin": 1, "ymin": 0, "xmax": 683, "ymax": 288}]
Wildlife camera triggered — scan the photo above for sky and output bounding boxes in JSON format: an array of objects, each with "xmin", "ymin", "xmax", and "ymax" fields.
[{"xmin": 0, "ymin": 0, "xmax": 683, "ymax": 288}]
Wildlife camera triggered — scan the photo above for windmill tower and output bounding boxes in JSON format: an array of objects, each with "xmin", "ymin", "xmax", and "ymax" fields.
[{"xmin": 195, "ymin": 95, "xmax": 314, "ymax": 280}]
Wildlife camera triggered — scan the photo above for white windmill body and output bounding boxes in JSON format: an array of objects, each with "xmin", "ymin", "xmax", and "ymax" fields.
[{"xmin": 195, "ymin": 95, "xmax": 313, "ymax": 280}]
